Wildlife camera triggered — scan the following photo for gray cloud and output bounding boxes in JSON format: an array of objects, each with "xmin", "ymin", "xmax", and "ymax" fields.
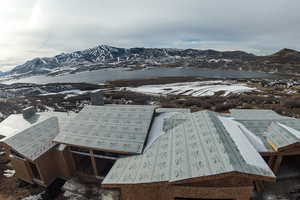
[{"xmin": 0, "ymin": 0, "xmax": 300, "ymax": 70}]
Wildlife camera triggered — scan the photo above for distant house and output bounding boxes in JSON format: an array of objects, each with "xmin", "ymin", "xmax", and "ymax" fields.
[{"xmin": 1, "ymin": 106, "xmax": 300, "ymax": 200}]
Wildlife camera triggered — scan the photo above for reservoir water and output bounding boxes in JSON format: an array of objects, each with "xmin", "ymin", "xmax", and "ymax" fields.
[{"xmin": 2, "ymin": 67, "xmax": 285, "ymax": 84}]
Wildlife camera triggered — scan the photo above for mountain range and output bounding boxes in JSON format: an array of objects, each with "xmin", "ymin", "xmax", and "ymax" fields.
[{"xmin": 6, "ymin": 45, "xmax": 300, "ymax": 77}]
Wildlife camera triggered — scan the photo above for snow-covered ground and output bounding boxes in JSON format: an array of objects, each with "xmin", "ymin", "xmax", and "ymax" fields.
[
  {"xmin": 3, "ymin": 169, "xmax": 15, "ymax": 178},
  {"xmin": 21, "ymin": 193, "xmax": 43, "ymax": 200},
  {"xmin": 126, "ymin": 81, "xmax": 256, "ymax": 97},
  {"xmin": 38, "ymin": 88, "xmax": 104, "ymax": 99}
]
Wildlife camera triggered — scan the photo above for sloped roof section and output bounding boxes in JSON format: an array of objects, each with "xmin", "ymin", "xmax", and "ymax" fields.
[
  {"xmin": 155, "ymin": 108, "xmax": 191, "ymax": 114},
  {"xmin": 3, "ymin": 117, "xmax": 59, "ymax": 161},
  {"xmin": 230, "ymin": 109, "xmax": 300, "ymax": 152},
  {"xmin": 143, "ymin": 112, "xmax": 179, "ymax": 153},
  {"xmin": 230, "ymin": 109, "xmax": 291, "ymax": 120},
  {"xmin": 103, "ymin": 111, "xmax": 274, "ymax": 185},
  {"xmin": 162, "ymin": 112, "xmax": 190, "ymax": 132},
  {"xmin": 233, "ymin": 120, "xmax": 269, "ymax": 152},
  {"xmin": 266, "ymin": 122, "xmax": 300, "ymax": 151},
  {"xmin": 0, "ymin": 111, "xmax": 76, "ymax": 141},
  {"xmin": 54, "ymin": 105, "xmax": 156, "ymax": 154}
]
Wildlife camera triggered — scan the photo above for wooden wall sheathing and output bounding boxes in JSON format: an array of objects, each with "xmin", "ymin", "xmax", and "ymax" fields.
[
  {"xmin": 10, "ymin": 157, "xmax": 33, "ymax": 184},
  {"xmin": 60, "ymin": 150, "xmax": 76, "ymax": 178},
  {"xmin": 35, "ymin": 149, "xmax": 62, "ymax": 186},
  {"xmin": 120, "ymin": 185, "xmax": 253, "ymax": 200},
  {"xmin": 185, "ymin": 176, "xmax": 253, "ymax": 187}
]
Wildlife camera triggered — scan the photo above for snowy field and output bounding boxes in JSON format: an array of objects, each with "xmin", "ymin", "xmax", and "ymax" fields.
[{"xmin": 126, "ymin": 80, "xmax": 256, "ymax": 97}]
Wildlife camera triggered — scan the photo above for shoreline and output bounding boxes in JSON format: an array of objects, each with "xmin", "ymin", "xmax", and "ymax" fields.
[{"xmin": 0, "ymin": 66, "xmax": 292, "ymax": 85}]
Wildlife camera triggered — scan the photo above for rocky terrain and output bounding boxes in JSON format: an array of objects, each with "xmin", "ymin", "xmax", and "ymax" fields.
[{"xmin": 4, "ymin": 45, "xmax": 300, "ymax": 79}]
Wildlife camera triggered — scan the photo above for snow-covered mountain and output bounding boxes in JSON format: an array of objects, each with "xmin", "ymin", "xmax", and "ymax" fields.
[{"xmin": 8, "ymin": 45, "xmax": 255, "ymax": 76}]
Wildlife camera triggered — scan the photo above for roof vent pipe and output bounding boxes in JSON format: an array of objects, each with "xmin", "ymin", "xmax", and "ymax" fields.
[
  {"xmin": 22, "ymin": 106, "xmax": 36, "ymax": 119},
  {"xmin": 90, "ymin": 90, "xmax": 104, "ymax": 105}
]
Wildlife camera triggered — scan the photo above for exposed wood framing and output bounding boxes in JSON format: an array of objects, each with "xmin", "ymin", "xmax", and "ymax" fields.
[
  {"xmin": 268, "ymin": 156, "xmax": 276, "ymax": 168},
  {"xmin": 268, "ymin": 139, "xmax": 279, "ymax": 151},
  {"xmin": 90, "ymin": 150, "xmax": 98, "ymax": 177},
  {"xmin": 69, "ymin": 150, "xmax": 118, "ymax": 160},
  {"xmin": 272, "ymin": 155, "xmax": 283, "ymax": 174},
  {"xmin": 254, "ymin": 181, "xmax": 265, "ymax": 192}
]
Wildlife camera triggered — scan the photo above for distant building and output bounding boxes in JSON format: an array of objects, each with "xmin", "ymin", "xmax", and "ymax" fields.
[{"xmin": 1, "ymin": 106, "xmax": 300, "ymax": 200}]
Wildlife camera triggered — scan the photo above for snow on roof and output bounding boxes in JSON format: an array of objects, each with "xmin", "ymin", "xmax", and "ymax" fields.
[
  {"xmin": 143, "ymin": 112, "xmax": 178, "ymax": 152},
  {"xmin": 103, "ymin": 111, "xmax": 274, "ymax": 185},
  {"xmin": 218, "ymin": 116, "xmax": 270, "ymax": 170},
  {"xmin": 54, "ymin": 105, "xmax": 156, "ymax": 154},
  {"xmin": 237, "ymin": 121, "xmax": 269, "ymax": 152},
  {"xmin": 230, "ymin": 109, "xmax": 300, "ymax": 152},
  {"xmin": 278, "ymin": 123, "xmax": 300, "ymax": 139},
  {"xmin": 0, "ymin": 126, "xmax": 20, "ymax": 141},
  {"xmin": 0, "ymin": 111, "xmax": 76, "ymax": 141},
  {"xmin": 3, "ymin": 117, "xmax": 59, "ymax": 161}
]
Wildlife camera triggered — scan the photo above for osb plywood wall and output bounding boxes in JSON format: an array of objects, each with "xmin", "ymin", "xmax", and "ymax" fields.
[
  {"xmin": 119, "ymin": 184, "xmax": 253, "ymax": 200},
  {"xmin": 10, "ymin": 158, "xmax": 33, "ymax": 184}
]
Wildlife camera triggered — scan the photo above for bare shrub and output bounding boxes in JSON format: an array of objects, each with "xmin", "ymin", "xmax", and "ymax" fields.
[{"xmin": 282, "ymin": 97, "xmax": 300, "ymax": 108}]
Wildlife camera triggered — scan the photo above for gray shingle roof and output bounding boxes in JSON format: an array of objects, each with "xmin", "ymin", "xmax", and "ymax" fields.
[
  {"xmin": 0, "ymin": 111, "xmax": 77, "ymax": 141},
  {"xmin": 155, "ymin": 108, "xmax": 191, "ymax": 114},
  {"xmin": 230, "ymin": 109, "xmax": 300, "ymax": 152},
  {"xmin": 54, "ymin": 105, "xmax": 156, "ymax": 154},
  {"xmin": 143, "ymin": 112, "xmax": 178, "ymax": 153},
  {"xmin": 102, "ymin": 111, "xmax": 274, "ymax": 185},
  {"xmin": 266, "ymin": 122, "xmax": 300, "ymax": 150},
  {"xmin": 3, "ymin": 117, "xmax": 59, "ymax": 161},
  {"xmin": 230, "ymin": 109, "xmax": 291, "ymax": 120},
  {"xmin": 162, "ymin": 112, "xmax": 190, "ymax": 132}
]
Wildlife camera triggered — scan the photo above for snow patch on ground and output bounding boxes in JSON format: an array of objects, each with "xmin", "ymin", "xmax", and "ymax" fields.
[
  {"xmin": 3, "ymin": 169, "xmax": 15, "ymax": 178},
  {"xmin": 126, "ymin": 81, "xmax": 256, "ymax": 97},
  {"xmin": 39, "ymin": 89, "xmax": 105, "ymax": 99},
  {"xmin": 21, "ymin": 193, "xmax": 43, "ymax": 200}
]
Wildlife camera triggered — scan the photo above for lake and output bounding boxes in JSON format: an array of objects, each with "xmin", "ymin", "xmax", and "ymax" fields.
[{"xmin": 2, "ymin": 67, "xmax": 285, "ymax": 84}]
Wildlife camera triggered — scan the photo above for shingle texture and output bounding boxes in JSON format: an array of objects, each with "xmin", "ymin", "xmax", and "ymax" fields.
[
  {"xmin": 230, "ymin": 109, "xmax": 300, "ymax": 152},
  {"xmin": 3, "ymin": 117, "xmax": 59, "ymax": 161},
  {"xmin": 0, "ymin": 112, "xmax": 76, "ymax": 141},
  {"xmin": 103, "ymin": 111, "xmax": 274, "ymax": 185},
  {"xmin": 155, "ymin": 108, "xmax": 191, "ymax": 114},
  {"xmin": 230, "ymin": 109, "xmax": 291, "ymax": 120},
  {"xmin": 266, "ymin": 122, "xmax": 300, "ymax": 150},
  {"xmin": 54, "ymin": 105, "xmax": 155, "ymax": 154},
  {"xmin": 162, "ymin": 113, "xmax": 190, "ymax": 132}
]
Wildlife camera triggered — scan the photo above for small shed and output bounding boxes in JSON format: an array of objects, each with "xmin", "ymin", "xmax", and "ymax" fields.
[
  {"xmin": 0, "ymin": 111, "xmax": 77, "ymax": 186},
  {"xmin": 2, "ymin": 117, "xmax": 61, "ymax": 186}
]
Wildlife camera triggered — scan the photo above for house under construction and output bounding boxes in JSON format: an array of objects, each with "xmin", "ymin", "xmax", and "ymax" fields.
[{"xmin": 1, "ymin": 105, "xmax": 300, "ymax": 200}]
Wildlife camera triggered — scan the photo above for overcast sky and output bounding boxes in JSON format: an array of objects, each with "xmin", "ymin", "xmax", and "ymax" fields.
[{"xmin": 0, "ymin": 0, "xmax": 300, "ymax": 71}]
